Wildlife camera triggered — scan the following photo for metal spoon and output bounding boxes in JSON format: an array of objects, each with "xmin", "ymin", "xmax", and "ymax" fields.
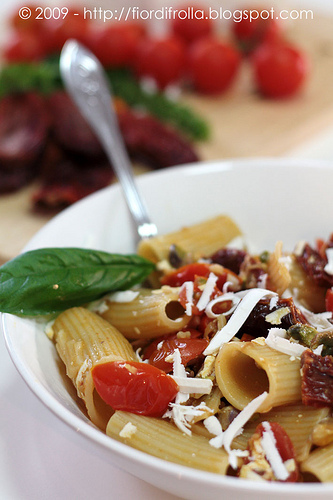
[{"xmin": 59, "ymin": 39, "xmax": 158, "ymax": 240}]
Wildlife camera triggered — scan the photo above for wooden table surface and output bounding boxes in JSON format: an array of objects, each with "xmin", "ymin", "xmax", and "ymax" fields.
[{"xmin": 1, "ymin": 13, "xmax": 333, "ymax": 262}]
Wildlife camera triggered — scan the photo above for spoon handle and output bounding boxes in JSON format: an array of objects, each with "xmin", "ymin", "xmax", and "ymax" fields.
[{"xmin": 60, "ymin": 39, "xmax": 158, "ymax": 240}]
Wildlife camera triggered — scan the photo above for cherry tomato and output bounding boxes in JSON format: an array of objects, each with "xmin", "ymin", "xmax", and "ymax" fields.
[
  {"xmin": 2, "ymin": 30, "xmax": 46, "ymax": 62},
  {"xmin": 135, "ymin": 36, "xmax": 185, "ymax": 89},
  {"xmin": 232, "ymin": 8, "xmax": 280, "ymax": 54},
  {"xmin": 252, "ymin": 41, "xmax": 309, "ymax": 98},
  {"xmin": 247, "ymin": 422, "xmax": 299, "ymax": 482},
  {"xmin": 325, "ymin": 288, "xmax": 333, "ymax": 313},
  {"xmin": 10, "ymin": 3, "xmax": 42, "ymax": 32},
  {"xmin": 171, "ymin": 3, "xmax": 212, "ymax": 44},
  {"xmin": 89, "ymin": 23, "xmax": 145, "ymax": 68},
  {"xmin": 92, "ymin": 360, "xmax": 178, "ymax": 417},
  {"xmin": 143, "ymin": 330, "xmax": 208, "ymax": 373},
  {"xmin": 161, "ymin": 263, "xmax": 211, "ymax": 287},
  {"xmin": 44, "ymin": 9, "xmax": 90, "ymax": 53},
  {"xmin": 187, "ymin": 36, "xmax": 241, "ymax": 94}
]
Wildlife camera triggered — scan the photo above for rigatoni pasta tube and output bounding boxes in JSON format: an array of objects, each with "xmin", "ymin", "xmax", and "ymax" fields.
[
  {"xmin": 232, "ymin": 403, "xmax": 329, "ymax": 462},
  {"xmin": 107, "ymin": 411, "xmax": 230, "ymax": 474},
  {"xmin": 100, "ymin": 286, "xmax": 190, "ymax": 339},
  {"xmin": 301, "ymin": 442, "xmax": 333, "ymax": 482},
  {"xmin": 137, "ymin": 215, "xmax": 242, "ymax": 264},
  {"xmin": 53, "ymin": 307, "xmax": 136, "ymax": 430},
  {"xmin": 215, "ymin": 340, "xmax": 302, "ymax": 412}
]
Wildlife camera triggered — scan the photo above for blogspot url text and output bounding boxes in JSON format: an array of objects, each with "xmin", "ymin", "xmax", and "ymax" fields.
[{"xmin": 18, "ymin": 6, "xmax": 314, "ymax": 23}]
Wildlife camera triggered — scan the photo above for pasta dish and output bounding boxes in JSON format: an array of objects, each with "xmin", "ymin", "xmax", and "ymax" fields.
[{"xmin": 45, "ymin": 215, "xmax": 333, "ymax": 483}]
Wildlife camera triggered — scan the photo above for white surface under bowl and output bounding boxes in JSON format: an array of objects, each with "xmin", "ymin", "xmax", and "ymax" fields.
[{"xmin": 3, "ymin": 158, "xmax": 333, "ymax": 499}]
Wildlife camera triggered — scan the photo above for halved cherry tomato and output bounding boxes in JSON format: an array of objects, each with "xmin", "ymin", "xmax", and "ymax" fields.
[
  {"xmin": 171, "ymin": 3, "xmax": 212, "ymax": 44},
  {"xmin": 251, "ymin": 40, "xmax": 309, "ymax": 98},
  {"xmin": 187, "ymin": 36, "xmax": 241, "ymax": 94},
  {"xmin": 134, "ymin": 36, "xmax": 185, "ymax": 89},
  {"xmin": 325, "ymin": 288, "xmax": 333, "ymax": 313},
  {"xmin": 92, "ymin": 360, "xmax": 178, "ymax": 417},
  {"xmin": 232, "ymin": 8, "xmax": 280, "ymax": 54},
  {"xmin": 247, "ymin": 422, "xmax": 299, "ymax": 482},
  {"xmin": 143, "ymin": 330, "xmax": 208, "ymax": 373},
  {"xmin": 161, "ymin": 263, "xmax": 211, "ymax": 287}
]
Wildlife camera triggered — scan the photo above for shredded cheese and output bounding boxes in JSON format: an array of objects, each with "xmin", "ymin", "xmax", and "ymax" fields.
[
  {"xmin": 119, "ymin": 422, "xmax": 137, "ymax": 439},
  {"xmin": 196, "ymin": 272, "xmax": 218, "ymax": 311},
  {"xmin": 180, "ymin": 281, "xmax": 194, "ymax": 316},
  {"xmin": 204, "ymin": 289, "xmax": 277, "ymax": 355},
  {"xmin": 324, "ymin": 248, "xmax": 333, "ymax": 276},
  {"xmin": 107, "ymin": 290, "xmax": 140, "ymax": 303},
  {"xmin": 261, "ymin": 422, "xmax": 289, "ymax": 481},
  {"xmin": 209, "ymin": 392, "xmax": 268, "ymax": 469},
  {"xmin": 265, "ymin": 328, "xmax": 307, "ymax": 357},
  {"xmin": 205, "ymin": 292, "xmax": 240, "ymax": 319}
]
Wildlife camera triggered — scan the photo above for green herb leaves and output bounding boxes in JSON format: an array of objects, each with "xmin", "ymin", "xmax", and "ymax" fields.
[{"xmin": 0, "ymin": 248, "xmax": 155, "ymax": 316}]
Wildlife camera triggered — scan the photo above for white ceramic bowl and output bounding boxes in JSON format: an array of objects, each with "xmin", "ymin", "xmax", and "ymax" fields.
[{"xmin": 3, "ymin": 158, "xmax": 333, "ymax": 499}]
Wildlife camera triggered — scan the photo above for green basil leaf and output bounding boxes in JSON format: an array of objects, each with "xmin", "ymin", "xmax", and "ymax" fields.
[{"xmin": 0, "ymin": 248, "xmax": 155, "ymax": 316}]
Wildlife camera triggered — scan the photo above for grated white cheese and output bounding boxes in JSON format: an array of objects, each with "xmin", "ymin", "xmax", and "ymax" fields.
[
  {"xmin": 210, "ymin": 392, "xmax": 268, "ymax": 469},
  {"xmin": 204, "ymin": 415, "xmax": 223, "ymax": 437},
  {"xmin": 265, "ymin": 328, "xmax": 307, "ymax": 357},
  {"xmin": 324, "ymin": 249, "xmax": 333, "ymax": 276},
  {"xmin": 205, "ymin": 292, "xmax": 240, "ymax": 319},
  {"xmin": 293, "ymin": 240, "xmax": 306, "ymax": 256},
  {"xmin": 180, "ymin": 281, "xmax": 194, "ymax": 316},
  {"xmin": 107, "ymin": 290, "xmax": 140, "ymax": 303},
  {"xmin": 172, "ymin": 376, "xmax": 212, "ymax": 395},
  {"xmin": 257, "ymin": 273, "xmax": 268, "ymax": 289},
  {"xmin": 299, "ymin": 306, "xmax": 333, "ymax": 332},
  {"xmin": 119, "ymin": 422, "xmax": 137, "ymax": 439},
  {"xmin": 196, "ymin": 273, "xmax": 218, "ymax": 311},
  {"xmin": 265, "ymin": 307, "xmax": 290, "ymax": 325},
  {"xmin": 261, "ymin": 421, "xmax": 289, "ymax": 481},
  {"xmin": 204, "ymin": 289, "xmax": 277, "ymax": 355},
  {"xmin": 164, "ymin": 402, "xmax": 212, "ymax": 436}
]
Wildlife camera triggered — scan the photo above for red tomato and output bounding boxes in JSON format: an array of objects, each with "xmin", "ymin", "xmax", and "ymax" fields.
[
  {"xmin": 252, "ymin": 41, "xmax": 309, "ymax": 98},
  {"xmin": 92, "ymin": 361, "xmax": 178, "ymax": 417},
  {"xmin": 44, "ymin": 9, "xmax": 90, "ymax": 53},
  {"xmin": 143, "ymin": 330, "xmax": 208, "ymax": 373},
  {"xmin": 89, "ymin": 23, "xmax": 145, "ymax": 68},
  {"xmin": 171, "ymin": 3, "xmax": 212, "ymax": 43},
  {"xmin": 232, "ymin": 8, "xmax": 280, "ymax": 54},
  {"xmin": 135, "ymin": 36, "xmax": 185, "ymax": 89},
  {"xmin": 247, "ymin": 422, "xmax": 299, "ymax": 482},
  {"xmin": 161, "ymin": 263, "xmax": 211, "ymax": 287},
  {"xmin": 10, "ymin": 3, "xmax": 42, "ymax": 32},
  {"xmin": 187, "ymin": 36, "xmax": 241, "ymax": 94},
  {"xmin": 2, "ymin": 30, "xmax": 45, "ymax": 62},
  {"xmin": 325, "ymin": 288, "xmax": 333, "ymax": 313}
]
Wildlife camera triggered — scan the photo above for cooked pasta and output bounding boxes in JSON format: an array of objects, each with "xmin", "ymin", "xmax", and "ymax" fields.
[
  {"xmin": 106, "ymin": 411, "xmax": 230, "ymax": 474},
  {"xmin": 137, "ymin": 214, "xmax": 242, "ymax": 263},
  {"xmin": 215, "ymin": 340, "xmax": 302, "ymax": 412},
  {"xmin": 99, "ymin": 286, "xmax": 190, "ymax": 339},
  {"xmin": 53, "ymin": 307, "xmax": 136, "ymax": 430},
  {"xmin": 47, "ymin": 215, "xmax": 333, "ymax": 483}
]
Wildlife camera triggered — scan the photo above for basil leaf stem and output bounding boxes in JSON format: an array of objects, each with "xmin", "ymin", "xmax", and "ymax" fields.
[{"xmin": 0, "ymin": 248, "xmax": 155, "ymax": 316}]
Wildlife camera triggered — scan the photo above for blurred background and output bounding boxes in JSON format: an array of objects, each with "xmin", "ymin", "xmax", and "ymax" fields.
[{"xmin": 0, "ymin": 0, "xmax": 333, "ymax": 261}]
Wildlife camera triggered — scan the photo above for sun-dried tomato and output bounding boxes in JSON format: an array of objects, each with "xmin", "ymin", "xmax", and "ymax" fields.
[
  {"xmin": 210, "ymin": 248, "xmax": 247, "ymax": 274},
  {"xmin": 118, "ymin": 109, "xmax": 199, "ymax": 168},
  {"xmin": 301, "ymin": 349, "xmax": 333, "ymax": 407},
  {"xmin": 297, "ymin": 243, "xmax": 333, "ymax": 288},
  {"xmin": 238, "ymin": 297, "xmax": 308, "ymax": 339}
]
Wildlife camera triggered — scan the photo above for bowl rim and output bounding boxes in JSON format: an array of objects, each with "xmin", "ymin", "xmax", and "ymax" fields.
[{"xmin": 3, "ymin": 156, "xmax": 333, "ymax": 495}]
